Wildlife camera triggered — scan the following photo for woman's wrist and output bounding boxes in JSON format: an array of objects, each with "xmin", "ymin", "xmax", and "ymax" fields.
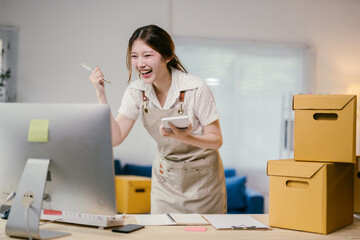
[{"xmin": 97, "ymin": 92, "xmax": 108, "ymax": 104}]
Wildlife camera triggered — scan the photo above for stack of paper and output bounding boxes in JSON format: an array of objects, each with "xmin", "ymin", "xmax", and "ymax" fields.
[
  {"xmin": 135, "ymin": 213, "xmax": 209, "ymax": 226},
  {"xmin": 203, "ymin": 215, "xmax": 269, "ymax": 230}
]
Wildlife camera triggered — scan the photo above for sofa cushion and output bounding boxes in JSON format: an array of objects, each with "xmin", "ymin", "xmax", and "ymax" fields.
[
  {"xmin": 114, "ymin": 159, "xmax": 122, "ymax": 175},
  {"xmin": 123, "ymin": 163, "xmax": 152, "ymax": 178},
  {"xmin": 225, "ymin": 175, "xmax": 247, "ymax": 209},
  {"xmin": 224, "ymin": 168, "xmax": 236, "ymax": 177}
]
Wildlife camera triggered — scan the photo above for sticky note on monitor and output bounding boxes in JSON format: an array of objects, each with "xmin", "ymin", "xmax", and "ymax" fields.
[{"xmin": 28, "ymin": 119, "xmax": 49, "ymax": 143}]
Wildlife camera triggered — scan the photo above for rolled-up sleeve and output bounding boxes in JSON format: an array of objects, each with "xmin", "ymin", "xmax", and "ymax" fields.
[
  {"xmin": 118, "ymin": 87, "xmax": 141, "ymax": 121},
  {"xmin": 194, "ymin": 82, "xmax": 220, "ymax": 126}
]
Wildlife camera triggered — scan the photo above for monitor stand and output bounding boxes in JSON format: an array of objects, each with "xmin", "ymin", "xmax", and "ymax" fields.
[{"xmin": 5, "ymin": 158, "xmax": 70, "ymax": 239}]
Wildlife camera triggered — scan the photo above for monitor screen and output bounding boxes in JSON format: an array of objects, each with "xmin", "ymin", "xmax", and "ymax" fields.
[{"xmin": 0, "ymin": 103, "xmax": 116, "ymax": 216}]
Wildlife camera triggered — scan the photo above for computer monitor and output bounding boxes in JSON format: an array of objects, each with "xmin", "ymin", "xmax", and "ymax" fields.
[{"xmin": 0, "ymin": 103, "xmax": 116, "ymax": 239}]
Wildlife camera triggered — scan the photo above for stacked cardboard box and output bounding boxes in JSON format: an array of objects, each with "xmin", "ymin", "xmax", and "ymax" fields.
[
  {"xmin": 267, "ymin": 95, "xmax": 357, "ymax": 234},
  {"xmin": 354, "ymin": 156, "xmax": 360, "ymax": 213}
]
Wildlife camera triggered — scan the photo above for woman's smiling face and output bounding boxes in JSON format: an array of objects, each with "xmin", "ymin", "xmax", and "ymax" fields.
[{"xmin": 131, "ymin": 39, "xmax": 169, "ymax": 84}]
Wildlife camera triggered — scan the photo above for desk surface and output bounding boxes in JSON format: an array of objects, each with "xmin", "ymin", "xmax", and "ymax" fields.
[{"xmin": 1, "ymin": 214, "xmax": 359, "ymax": 240}]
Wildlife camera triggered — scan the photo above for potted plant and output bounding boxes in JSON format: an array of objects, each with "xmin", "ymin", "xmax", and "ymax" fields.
[{"xmin": 0, "ymin": 68, "xmax": 11, "ymax": 102}]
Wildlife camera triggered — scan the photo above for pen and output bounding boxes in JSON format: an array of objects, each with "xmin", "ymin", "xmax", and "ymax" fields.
[
  {"xmin": 231, "ymin": 225, "xmax": 256, "ymax": 230},
  {"xmin": 80, "ymin": 63, "xmax": 111, "ymax": 84},
  {"xmin": 166, "ymin": 213, "xmax": 176, "ymax": 223}
]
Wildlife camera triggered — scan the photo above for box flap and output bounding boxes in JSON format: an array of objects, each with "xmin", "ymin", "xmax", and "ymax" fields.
[
  {"xmin": 292, "ymin": 95, "xmax": 356, "ymax": 110},
  {"xmin": 267, "ymin": 159, "xmax": 325, "ymax": 178}
]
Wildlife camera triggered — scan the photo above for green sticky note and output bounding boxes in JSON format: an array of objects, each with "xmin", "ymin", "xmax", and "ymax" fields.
[{"xmin": 28, "ymin": 119, "xmax": 49, "ymax": 143}]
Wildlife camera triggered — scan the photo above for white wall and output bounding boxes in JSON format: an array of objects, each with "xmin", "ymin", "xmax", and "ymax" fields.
[
  {"xmin": 1, "ymin": 0, "xmax": 360, "ymax": 204},
  {"xmin": 172, "ymin": 0, "xmax": 360, "ymax": 94}
]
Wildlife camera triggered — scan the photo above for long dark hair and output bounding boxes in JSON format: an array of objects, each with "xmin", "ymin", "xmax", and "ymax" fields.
[{"xmin": 126, "ymin": 24, "xmax": 187, "ymax": 82}]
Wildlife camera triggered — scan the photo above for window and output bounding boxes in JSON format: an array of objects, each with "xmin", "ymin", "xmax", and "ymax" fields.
[
  {"xmin": 0, "ymin": 26, "xmax": 18, "ymax": 102},
  {"xmin": 0, "ymin": 39, "xmax": 2, "ymax": 69},
  {"xmin": 174, "ymin": 37, "xmax": 311, "ymax": 192}
]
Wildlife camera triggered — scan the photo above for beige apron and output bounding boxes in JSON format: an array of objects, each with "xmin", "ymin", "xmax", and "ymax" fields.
[{"xmin": 142, "ymin": 91, "xmax": 227, "ymax": 214}]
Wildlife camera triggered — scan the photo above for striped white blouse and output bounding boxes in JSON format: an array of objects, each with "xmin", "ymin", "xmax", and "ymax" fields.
[{"xmin": 118, "ymin": 68, "xmax": 220, "ymax": 135}]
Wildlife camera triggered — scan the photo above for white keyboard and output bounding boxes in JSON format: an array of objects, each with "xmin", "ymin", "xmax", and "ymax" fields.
[{"xmin": 41, "ymin": 209, "xmax": 125, "ymax": 228}]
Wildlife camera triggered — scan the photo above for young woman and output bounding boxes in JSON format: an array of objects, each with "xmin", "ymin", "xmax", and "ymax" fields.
[{"xmin": 89, "ymin": 24, "xmax": 227, "ymax": 214}]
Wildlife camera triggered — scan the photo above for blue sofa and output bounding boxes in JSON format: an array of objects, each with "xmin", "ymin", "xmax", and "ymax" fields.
[{"xmin": 114, "ymin": 159, "xmax": 264, "ymax": 214}]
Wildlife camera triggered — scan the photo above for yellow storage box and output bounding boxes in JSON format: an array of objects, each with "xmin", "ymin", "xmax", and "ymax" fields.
[
  {"xmin": 292, "ymin": 94, "xmax": 357, "ymax": 163},
  {"xmin": 354, "ymin": 156, "xmax": 360, "ymax": 213},
  {"xmin": 115, "ymin": 175, "xmax": 151, "ymax": 214},
  {"xmin": 267, "ymin": 159, "xmax": 354, "ymax": 234}
]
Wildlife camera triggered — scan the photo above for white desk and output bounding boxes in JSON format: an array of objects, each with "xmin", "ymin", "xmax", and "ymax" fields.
[{"xmin": 1, "ymin": 214, "xmax": 359, "ymax": 240}]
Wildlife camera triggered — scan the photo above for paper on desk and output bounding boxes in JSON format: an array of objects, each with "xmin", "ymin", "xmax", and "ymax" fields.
[
  {"xmin": 171, "ymin": 214, "xmax": 209, "ymax": 225},
  {"xmin": 135, "ymin": 214, "xmax": 209, "ymax": 226},
  {"xmin": 203, "ymin": 215, "xmax": 269, "ymax": 230},
  {"xmin": 135, "ymin": 214, "xmax": 172, "ymax": 225}
]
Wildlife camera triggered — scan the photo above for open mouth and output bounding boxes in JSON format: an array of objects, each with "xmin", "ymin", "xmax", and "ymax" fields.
[{"xmin": 141, "ymin": 69, "xmax": 152, "ymax": 78}]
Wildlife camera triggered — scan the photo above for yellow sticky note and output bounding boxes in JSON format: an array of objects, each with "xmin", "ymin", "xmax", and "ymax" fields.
[{"xmin": 28, "ymin": 119, "xmax": 49, "ymax": 143}]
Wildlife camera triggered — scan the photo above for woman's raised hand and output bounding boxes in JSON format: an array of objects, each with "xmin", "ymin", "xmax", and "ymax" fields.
[{"xmin": 89, "ymin": 66, "xmax": 106, "ymax": 95}]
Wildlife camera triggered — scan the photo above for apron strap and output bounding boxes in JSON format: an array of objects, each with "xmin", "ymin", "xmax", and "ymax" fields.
[
  {"xmin": 178, "ymin": 91, "xmax": 185, "ymax": 115},
  {"xmin": 179, "ymin": 91, "xmax": 185, "ymax": 102},
  {"xmin": 142, "ymin": 91, "xmax": 149, "ymax": 113},
  {"xmin": 142, "ymin": 91, "xmax": 147, "ymax": 102}
]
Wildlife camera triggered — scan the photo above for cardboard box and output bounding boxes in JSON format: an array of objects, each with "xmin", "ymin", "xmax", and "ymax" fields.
[
  {"xmin": 115, "ymin": 175, "xmax": 151, "ymax": 214},
  {"xmin": 354, "ymin": 156, "xmax": 360, "ymax": 213},
  {"xmin": 292, "ymin": 95, "xmax": 357, "ymax": 163},
  {"xmin": 267, "ymin": 159, "xmax": 354, "ymax": 234}
]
